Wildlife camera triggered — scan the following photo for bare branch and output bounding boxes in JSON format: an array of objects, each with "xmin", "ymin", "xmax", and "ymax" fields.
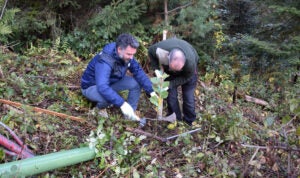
[
  {"xmin": 0, "ymin": 0, "xmax": 8, "ymax": 20},
  {"xmin": 0, "ymin": 98, "xmax": 86, "ymax": 123},
  {"xmin": 167, "ymin": 2, "xmax": 194, "ymax": 14},
  {"xmin": 126, "ymin": 127, "xmax": 167, "ymax": 142},
  {"xmin": 245, "ymin": 95, "xmax": 269, "ymax": 106},
  {"xmin": 241, "ymin": 143, "xmax": 300, "ymax": 152}
]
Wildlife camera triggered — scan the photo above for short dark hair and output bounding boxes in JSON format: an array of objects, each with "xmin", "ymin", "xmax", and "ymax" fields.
[{"xmin": 116, "ymin": 33, "xmax": 139, "ymax": 50}]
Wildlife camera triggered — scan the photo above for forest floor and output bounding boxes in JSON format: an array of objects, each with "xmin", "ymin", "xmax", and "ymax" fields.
[{"xmin": 0, "ymin": 46, "xmax": 299, "ymax": 177}]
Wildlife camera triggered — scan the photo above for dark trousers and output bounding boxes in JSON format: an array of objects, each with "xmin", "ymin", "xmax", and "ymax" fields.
[{"xmin": 167, "ymin": 73, "xmax": 197, "ymax": 124}]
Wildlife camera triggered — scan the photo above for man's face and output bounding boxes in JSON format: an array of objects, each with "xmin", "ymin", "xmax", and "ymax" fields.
[
  {"xmin": 117, "ymin": 46, "xmax": 137, "ymax": 62},
  {"xmin": 169, "ymin": 58, "xmax": 185, "ymax": 72}
]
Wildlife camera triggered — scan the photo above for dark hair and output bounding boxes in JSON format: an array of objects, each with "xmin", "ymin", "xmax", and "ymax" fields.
[{"xmin": 116, "ymin": 33, "xmax": 139, "ymax": 49}]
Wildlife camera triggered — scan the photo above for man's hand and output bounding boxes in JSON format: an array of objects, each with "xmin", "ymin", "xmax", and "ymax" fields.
[{"xmin": 120, "ymin": 102, "xmax": 140, "ymax": 121}]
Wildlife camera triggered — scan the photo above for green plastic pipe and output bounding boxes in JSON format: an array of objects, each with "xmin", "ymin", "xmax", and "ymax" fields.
[{"xmin": 0, "ymin": 147, "xmax": 96, "ymax": 177}]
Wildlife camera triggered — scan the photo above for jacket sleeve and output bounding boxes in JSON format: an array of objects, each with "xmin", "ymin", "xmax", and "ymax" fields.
[
  {"xmin": 129, "ymin": 59, "xmax": 154, "ymax": 95},
  {"xmin": 148, "ymin": 45, "xmax": 160, "ymax": 70},
  {"xmin": 95, "ymin": 61, "xmax": 125, "ymax": 107}
]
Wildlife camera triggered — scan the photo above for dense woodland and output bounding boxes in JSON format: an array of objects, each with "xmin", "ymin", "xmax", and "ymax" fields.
[{"xmin": 0, "ymin": 0, "xmax": 299, "ymax": 177}]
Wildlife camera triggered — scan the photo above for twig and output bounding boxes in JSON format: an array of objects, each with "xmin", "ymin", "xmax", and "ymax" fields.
[
  {"xmin": 126, "ymin": 127, "xmax": 202, "ymax": 143},
  {"xmin": 283, "ymin": 129, "xmax": 292, "ymax": 177},
  {"xmin": 242, "ymin": 147, "xmax": 259, "ymax": 176},
  {"xmin": 241, "ymin": 143, "xmax": 300, "ymax": 152},
  {"xmin": 244, "ymin": 95, "xmax": 269, "ymax": 107},
  {"xmin": 165, "ymin": 2, "xmax": 193, "ymax": 14},
  {"xmin": 165, "ymin": 128, "xmax": 202, "ymax": 141},
  {"xmin": 126, "ymin": 127, "xmax": 167, "ymax": 142},
  {"xmin": 3, "ymin": 148, "xmax": 19, "ymax": 157},
  {"xmin": 276, "ymin": 114, "xmax": 297, "ymax": 131},
  {"xmin": 0, "ymin": 99, "xmax": 85, "ymax": 123},
  {"xmin": 0, "ymin": 0, "xmax": 8, "ymax": 20},
  {"xmin": 249, "ymin": 147, "xmax": 260, "ymax": 162},
  {"xmin": 96, "ymin": 166, "xmax": 110, "ymax": 178}
]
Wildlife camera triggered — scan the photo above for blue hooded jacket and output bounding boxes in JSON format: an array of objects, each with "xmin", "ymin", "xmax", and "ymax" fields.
[{"xmin": 81, "ymin": 42, "xmax": 154, "ymax": 107}]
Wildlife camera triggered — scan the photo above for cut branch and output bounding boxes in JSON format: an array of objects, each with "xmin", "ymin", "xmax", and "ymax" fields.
[
  {"xmin": 244, "ymin": 95, "xmax": 269, "ymax": 106},
  {"xmin": 0, "ymin": 134, "xmax": 34, "ymax": 159},
  {"xmin": 0, "ymin": 121, "xmax": 33, "ymax": 154},
  {"xmin": 0, "ymin": 99, "xmax": 85, "ymax": 123},
  {"xmin": 126, "ymin": 127, "xmax": 167, "ymax": 142}
]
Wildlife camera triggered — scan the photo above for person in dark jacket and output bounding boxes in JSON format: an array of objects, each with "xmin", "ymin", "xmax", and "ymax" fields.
[
  {"xmin": 81, "ymin": 33, "xmax": 156, "ymax": 121},
  {"xmin": 148, "ymin": 38, "xmax": 199, "ymax": 125}
]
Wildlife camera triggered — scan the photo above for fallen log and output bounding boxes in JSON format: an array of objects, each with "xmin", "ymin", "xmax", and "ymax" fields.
[{"xmin": 0, "ymin": 99, "xmax": 85, "ymax": 123}]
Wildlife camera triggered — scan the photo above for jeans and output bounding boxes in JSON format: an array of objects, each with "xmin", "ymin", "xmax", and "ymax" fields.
[
  {"xmin": 81, "ymin": 76, "xmax": 141, "ymax": 110},
  {"xmin": 167, "ymin": 73, "xmax": 197, "ymax": 124}
]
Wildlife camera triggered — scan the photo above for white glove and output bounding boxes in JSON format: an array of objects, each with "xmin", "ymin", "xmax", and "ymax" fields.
[
  {"xmin": 120, "ymin": 102, "xmax": 140, "ymax": 121},
  {"xmin": 150, "ymin": 92, "xmax": 158, "ymax": 98}
]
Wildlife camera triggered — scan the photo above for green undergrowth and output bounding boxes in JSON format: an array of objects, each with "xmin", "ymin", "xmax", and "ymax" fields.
[{"xmin": 0, "ymin": 45, "xmax": 299, "ymax": 177}]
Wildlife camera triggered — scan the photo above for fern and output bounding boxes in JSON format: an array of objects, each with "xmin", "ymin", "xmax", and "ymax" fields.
[
  {"xmin": 0, "ymin": 7, "xmax": 20, "ymax": 43},
  {"xmin": 0, "ymin": 24, "xmax": 11, "ymax": 34}
]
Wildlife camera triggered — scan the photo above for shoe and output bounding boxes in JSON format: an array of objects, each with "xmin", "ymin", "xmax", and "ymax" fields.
[{"xmin": 98, "ymin": 109, "xmax": 108, "ymax": 118}]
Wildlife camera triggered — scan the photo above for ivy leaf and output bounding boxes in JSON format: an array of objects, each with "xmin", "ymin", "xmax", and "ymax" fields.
[{"xmin": 264, "ymin": 116, "xmax": 275, "ymax": 127}]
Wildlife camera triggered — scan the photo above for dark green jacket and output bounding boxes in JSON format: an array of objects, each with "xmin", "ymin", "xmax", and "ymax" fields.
[{"xmin": 148, "ymin": 38, "xmax": 199, "ymax": 88}]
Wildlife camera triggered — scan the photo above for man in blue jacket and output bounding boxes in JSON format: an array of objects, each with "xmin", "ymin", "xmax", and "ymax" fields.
[{"xmin": 81, "ymin": 33, "xmax": 156, "ymax": 122}]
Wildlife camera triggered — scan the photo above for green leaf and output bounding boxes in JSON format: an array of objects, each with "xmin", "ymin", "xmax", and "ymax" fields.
[
  {"xmin": 150, "ymin": 97, "xmax": 158, "ymax": 106},
  {"xmin": 264, "ymin": 116, "xmax": 275, "ymax": 127},
  {"xmin": 162, "ymin": 73, "xmax": 169, "ymax": 79},
  {"xmin": 296, "ymin": 126, "xmax": 300, "ymax": 136},
  {"xmin": 150, "ymin": 77, "xmax": 160, "ymax": 84},
  {"xmin": 281, "ymin": 115, "xmax": 291, "ymax": 125},
  {"xmin": 0, "ymin": 24, "xmax": 12, "ymax": 35},
  {"xmin": 115, "ymin": 144, "xmax": 126, "ymax": 155},
  {"xmin": 290, "ymin": 98, "xmax": 299, "ymax": 113},
  {"xmin": 160, "ymin": 91, "xmax": 168, "ymax": 99},
  {"xmin": 163, "ymin": 82, "xmax": 170, "ymax": 88},
  {"xmin": 132, "ymin": 169, "xmax": 140, "ymax": 178}
]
